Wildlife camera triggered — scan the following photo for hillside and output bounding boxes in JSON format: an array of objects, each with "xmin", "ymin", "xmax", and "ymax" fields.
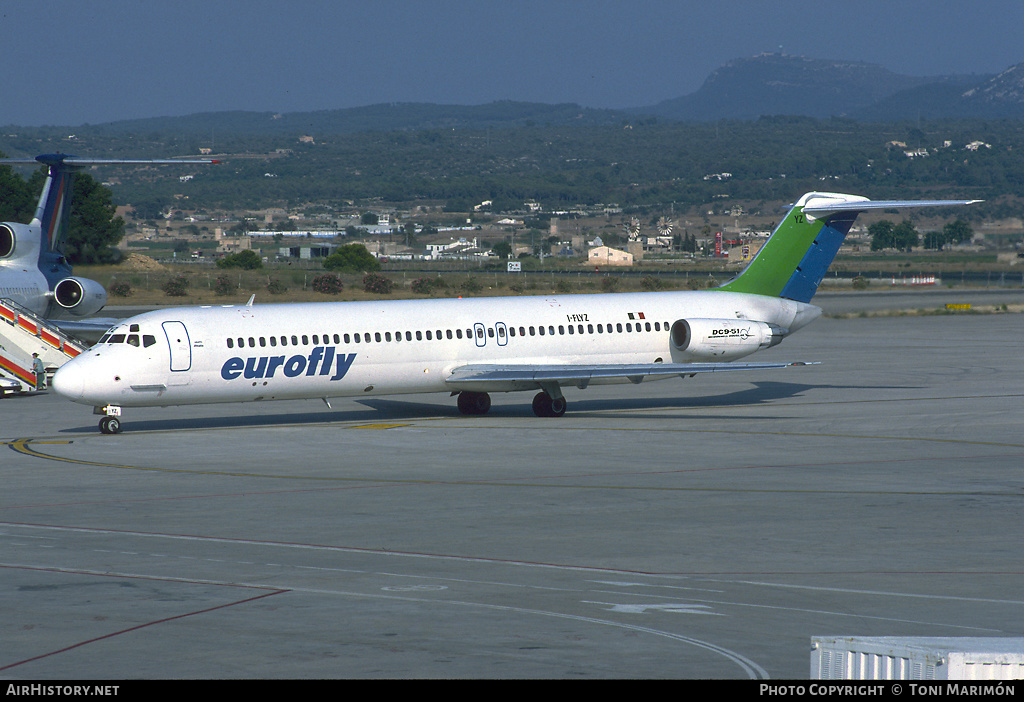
[
  {"xmin": 55, "ymin": 54, "xmax": 1019, "ymax": 134},
  {"xmin": 641, "ymin": 54, "xmax": 937, "ymax": 120},
  {"xmin": 86, "ymin": 102, "xmax": 630, "ymax": 135},
  {"xmin": 1, "ymin": 52, "xmax": 1014, "ymax": 140}
]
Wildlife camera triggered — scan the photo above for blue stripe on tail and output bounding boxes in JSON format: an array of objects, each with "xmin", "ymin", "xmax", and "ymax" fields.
[{"xmin": 778, "ymin": 212, "xmax": 858, "ymax": 303}]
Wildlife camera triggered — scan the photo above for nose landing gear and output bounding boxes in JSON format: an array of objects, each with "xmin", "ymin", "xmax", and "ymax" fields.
[
  {"xmin": 95, "ymin": 405, "xmax": 123, "ymax": 434},
  {"xmin": 99, "ymin": 415, "xmax": 121, "ymax": 434}
]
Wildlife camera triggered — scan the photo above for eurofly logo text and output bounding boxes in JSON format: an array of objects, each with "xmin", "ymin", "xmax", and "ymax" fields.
[{"xmin": 221, "ymin": 347, "xmax": 357, "ymax": 381}]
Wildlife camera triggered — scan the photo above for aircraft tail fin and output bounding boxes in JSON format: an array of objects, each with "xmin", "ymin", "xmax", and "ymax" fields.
[
  {"xmin": 716, "ymin": 192, "xmax": 981, "ymax": 303},
  {"xmin": 2, "ymin": 154, "xmax": 218, "ymax": 260}
]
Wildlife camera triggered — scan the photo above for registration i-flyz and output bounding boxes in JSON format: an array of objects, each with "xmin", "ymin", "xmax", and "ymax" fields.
[{"xmin": 52, "ymin": 192, "xmax": 978, "ymax": 434}]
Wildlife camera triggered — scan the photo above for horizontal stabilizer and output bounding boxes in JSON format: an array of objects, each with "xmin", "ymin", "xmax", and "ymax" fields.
[
  {"xmin": 0, "ymin": 155, "xmax": 219, "ymax": 172},
  {"xmin": 802, "ymin": 196, "xmax": 982, "ymax": 221}
]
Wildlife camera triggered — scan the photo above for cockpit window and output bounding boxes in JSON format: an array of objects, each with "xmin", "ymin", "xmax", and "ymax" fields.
[
  {"xmin": 143, "ymin": 335, "xmax": 156, "ymax": 348},
  {"xmin": 127, "ymin": 335, "xmax": 140, "ymax": 347},
  {"xmin": 108, "ymin": 334, "xmax": 126, "ymax": 344}
]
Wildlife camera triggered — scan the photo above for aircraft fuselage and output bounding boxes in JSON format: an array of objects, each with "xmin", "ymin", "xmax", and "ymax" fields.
[{"xmin": 53, "ymin": 290, "xmax": 819, "ymax": 409}]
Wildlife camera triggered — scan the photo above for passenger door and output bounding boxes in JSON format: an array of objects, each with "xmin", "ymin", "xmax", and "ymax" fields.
[{"xmin": 162, "ymin": 321, "xmax": 191, "ymax": 372}]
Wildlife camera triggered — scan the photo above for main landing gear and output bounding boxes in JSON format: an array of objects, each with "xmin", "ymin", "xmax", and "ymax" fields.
[
  {"xmin": 455, "ymin": 390, "xmax": 567, "ymax": 417},
  {"xmin": 457, "ymin": 391, "xmax": 491, "ymax": 415},
  {"xmin": 531, "ymin": 391, "xmax": 566, "ymax": 418}
]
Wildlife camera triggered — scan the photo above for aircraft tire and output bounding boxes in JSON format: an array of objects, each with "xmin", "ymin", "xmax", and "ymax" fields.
[
  {"xmin": 457, "ymin": 391, "xmax": 491, "ymax": 415},
  {"xmin": 99, "ymin": 416, "xmax": 122, "ymax": 434},
  {"xmin": 532, "ymin": 392, "xmax": 566, "ymax": 418}
]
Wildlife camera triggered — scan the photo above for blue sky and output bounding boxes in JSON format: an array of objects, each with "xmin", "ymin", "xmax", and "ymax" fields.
[{"xmin": 2, "ymin": 0, "xmax": 1022, "ymax": 126}]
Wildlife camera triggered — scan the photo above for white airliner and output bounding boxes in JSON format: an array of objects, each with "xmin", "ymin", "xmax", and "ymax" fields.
[
  {"xmin": 0, "ymin": 154, "xmax": 215, "ymax": 339},
  {"xmin": 52, "ymin": 191, "xmax": 978, "ymax": 433}
]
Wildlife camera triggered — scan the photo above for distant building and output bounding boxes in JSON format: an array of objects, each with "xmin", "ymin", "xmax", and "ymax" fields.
[
  {"xmin": 425, "ymin": 237, "xmax": 481, "ymax": 260},
  {"xmin": 279, "ymin": 245, "xmax": 333, "ymax": 259},
  {"xmin": 728, "ymin": 240, "xmax": 763, "ymax": 263},
  {"xmin": 588, "ymin": 246, "xmax": 633, "ymax": 266},
  {"xmin": 217, "ymin": 235, "xmax": 254, "ymax": 255}
]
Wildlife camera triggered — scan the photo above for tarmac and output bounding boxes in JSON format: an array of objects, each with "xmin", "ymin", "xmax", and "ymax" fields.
[{"xmin": 2, "ymin": 290, "xmax": 1023, "ymax": 679}]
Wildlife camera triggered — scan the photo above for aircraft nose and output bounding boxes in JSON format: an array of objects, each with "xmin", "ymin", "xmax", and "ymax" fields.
[{"xmin": 52, "ymin": 362, "xmax": 85, "ymax": 400}]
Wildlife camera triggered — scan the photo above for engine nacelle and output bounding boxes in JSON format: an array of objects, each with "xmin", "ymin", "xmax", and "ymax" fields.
[
  {"xmin": 54, "ymin": 277, "xmax": 108, "ymax": 317},
  {"xmin": 0, "ymin": 223, "xmax": 20, "ymax": 258},
  {"xmin": 670, "ymin": 318, "xmax": 787, "ymax": 361}
]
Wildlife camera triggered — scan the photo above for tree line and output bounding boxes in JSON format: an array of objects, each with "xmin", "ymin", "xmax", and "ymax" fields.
[
  {"xmin": 5, "ymin": 117, "xmax": 1019, "ymax": 219},
  {"xmin": 869, "ymin": 219, "xmax": 974, "ymax": 252}
]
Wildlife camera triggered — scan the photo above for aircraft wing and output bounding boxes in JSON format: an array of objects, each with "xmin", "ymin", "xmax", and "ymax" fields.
[
  {"xmin": 51, "ymin": 317, "xmax": 119, "ymax": 345},
  {"xmin": 446, "ymin": 360, "xmax": 816, "ymax": 392}
]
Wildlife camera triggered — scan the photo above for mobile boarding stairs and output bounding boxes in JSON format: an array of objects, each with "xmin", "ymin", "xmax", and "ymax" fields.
[{"xmin": 0, "ymin": 298, "xmax": 88, "ymax": 396}]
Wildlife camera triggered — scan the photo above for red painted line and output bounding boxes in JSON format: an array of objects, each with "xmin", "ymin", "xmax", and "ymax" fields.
[{"xmin": 0, "ymin": 575, "xmax": 286, "ymax": 672}]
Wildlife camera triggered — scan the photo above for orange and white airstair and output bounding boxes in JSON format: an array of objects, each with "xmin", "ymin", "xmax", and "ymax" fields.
[{"xmin": 0, "ymin": 298, "xmax": 88, "ymax": 396}]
